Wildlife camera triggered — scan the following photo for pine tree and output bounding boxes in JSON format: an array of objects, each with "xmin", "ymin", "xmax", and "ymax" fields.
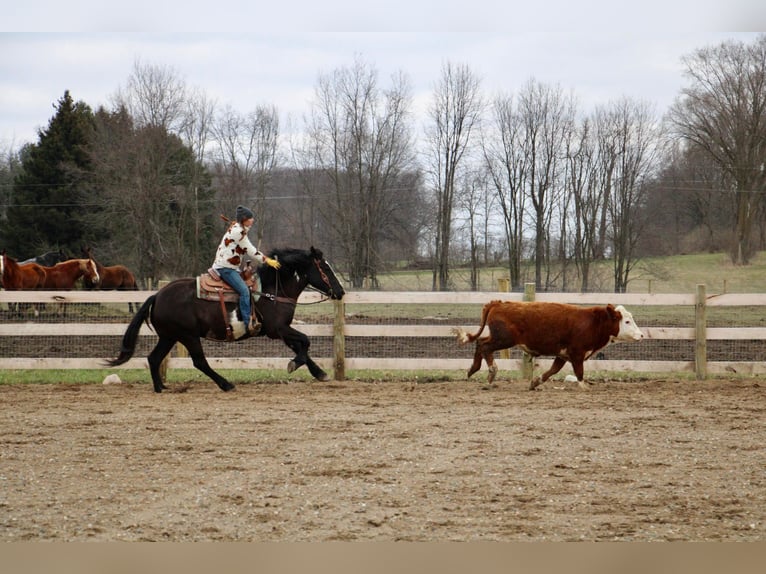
[{"xmin": 1, "ymin": 91, "xmax": 95, "ymax": 258}]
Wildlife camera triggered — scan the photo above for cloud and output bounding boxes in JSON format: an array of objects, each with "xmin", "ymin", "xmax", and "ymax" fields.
[{"xmin": 1, "ymin": 30, "xmax": 762, "ymax": 149}]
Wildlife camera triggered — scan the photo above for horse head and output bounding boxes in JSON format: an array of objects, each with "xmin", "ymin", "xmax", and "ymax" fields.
[
  {"xmin": 306, "ymin": 246, "xmax": 345, "ymax": 300},
  {"xmin": 82, "ymin": 257, "xmax": 101, "ymax": 286},
  {"xmin": 265, "ymin": 247, "xmax": 345, "ymax": 300}
]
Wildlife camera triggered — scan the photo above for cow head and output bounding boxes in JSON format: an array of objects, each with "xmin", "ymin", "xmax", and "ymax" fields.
[{"xmin": 609, "ymin": 304, "xmax": 644, "ymax": 342}]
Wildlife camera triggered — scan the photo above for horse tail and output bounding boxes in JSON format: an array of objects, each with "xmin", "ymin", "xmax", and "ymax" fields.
[
  {"xmin": 452, "ymin": 299, "xmax": 498, "ymax": 345},
  {"xmin": 105, "ymin": 294, "xmax": 156, "ymax": 367}
]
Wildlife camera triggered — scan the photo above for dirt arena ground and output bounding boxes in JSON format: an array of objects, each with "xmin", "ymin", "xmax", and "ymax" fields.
[{"xmin": 0, "ymin": 375, "xmax": 763, "ymax": 541}]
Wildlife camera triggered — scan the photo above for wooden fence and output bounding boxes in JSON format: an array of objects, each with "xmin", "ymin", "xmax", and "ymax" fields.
[{"xmin": 1, "ymin": 286, "xmax": 766, "ymax": 379}]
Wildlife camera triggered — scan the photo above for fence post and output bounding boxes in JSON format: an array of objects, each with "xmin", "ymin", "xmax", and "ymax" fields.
[
  {"xmin": 695, "ymin": 284, "xmax": 707, "ymax": 380},
  {"xmin": 522, "ymin": 283, "xmax": 536, "ymax": 380},
  {"xmin": 333, "ymin": 299, "xmax": 346, "ymax": 381},
  {"xmin": 497, "ymin": 277, "xmax": 511, "ymax": 359}
]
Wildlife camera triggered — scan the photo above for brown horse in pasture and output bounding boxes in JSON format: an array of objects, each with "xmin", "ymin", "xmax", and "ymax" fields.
[
  {"xmin": 1, "ymin": 251, "xmax": 47, "ymax": 289},
  {"xmin": 81, "ymin": 248, "xmax": 139, "ymax": 291},
  {"xmin": 40, "ymin": 258, "xmax": 100, "ymax": 289},
  {"xmin": 81, "ymin": 247, "xmax": 140, "ymax": 311}
]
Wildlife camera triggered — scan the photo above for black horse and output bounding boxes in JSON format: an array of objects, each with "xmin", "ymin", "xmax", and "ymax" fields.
[
  {"xmin": 106, "ymin": 246, "xmax": 345, "ymax": 392},
  {"xmin": 20, "ymin": 249, "xmax": 69, "ymax": 267}
]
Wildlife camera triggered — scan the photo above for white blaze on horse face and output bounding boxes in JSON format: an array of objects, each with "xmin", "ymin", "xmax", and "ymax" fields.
[
  {"xmin": 326, "ymin": 260, "xmax": 344, "ymax": 290},
  {"xmin": 89, "ymin": 260, "xmax": 100, "ymax": 284},
  {"xmin": 615, "ymin": 305, "xmax": 644, "ymax": 341}
]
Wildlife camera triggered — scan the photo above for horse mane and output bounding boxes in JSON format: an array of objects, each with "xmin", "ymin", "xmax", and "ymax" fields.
[{"xmin": 266, "ymin": 247, "xmax": 312, "ymax": 270}]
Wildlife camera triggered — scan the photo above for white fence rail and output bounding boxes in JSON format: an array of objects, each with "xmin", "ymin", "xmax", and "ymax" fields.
[{"xmin": 1, "ymin": 287, "xmax": 766, "ymax": 378}]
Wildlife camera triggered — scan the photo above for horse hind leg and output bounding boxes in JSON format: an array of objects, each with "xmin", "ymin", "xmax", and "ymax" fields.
[
  {"xmin": 147, "ymin": 337, "xmax": 175, "ymax": 393},
  {"xmin": 179, "ymin": 336, "xmax": 235, "ymax": 392}
]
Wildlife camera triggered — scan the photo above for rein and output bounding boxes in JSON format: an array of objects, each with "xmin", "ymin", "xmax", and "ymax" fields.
[{"xmin": 252, "ymin": 257, "xmax": 334, "ymax": 306}]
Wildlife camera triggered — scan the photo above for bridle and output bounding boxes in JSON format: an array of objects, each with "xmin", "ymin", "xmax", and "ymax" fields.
[
  {"xmin": 314, "ymin": 258, "xmax": 335, "ymax": 293},
  {"xmin": 255, "ymin": 257, "xmax": 336, "ymax": 305}
]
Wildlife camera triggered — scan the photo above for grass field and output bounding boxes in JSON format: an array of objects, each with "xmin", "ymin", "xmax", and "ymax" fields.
[{"xmin": 374, "ymin": 251, "xmax": 766, "ymax": 294}]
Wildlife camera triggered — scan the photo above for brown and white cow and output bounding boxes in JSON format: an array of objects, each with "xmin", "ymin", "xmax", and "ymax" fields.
[{"xmin": 453, "ymin": 300, "xmax": 644, "ymax": 389}]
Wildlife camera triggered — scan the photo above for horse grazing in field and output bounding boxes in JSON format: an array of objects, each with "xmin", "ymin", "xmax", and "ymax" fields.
[
  {"xmin": 106, "ymin": 246, "xmax": 345, "ymax": 393},
  {"xmin": 20, "ymin": 249, "xmax": 69, "ymax": 267},
  {"xmin": 40, "ymin": 258, "xmax": 100, "ymax": 289},
  {"xmin": 1, "ymin": 250, "xmax": 47, "ymax": 289}
]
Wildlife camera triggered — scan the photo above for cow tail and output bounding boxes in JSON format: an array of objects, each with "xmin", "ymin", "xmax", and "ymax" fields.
[
  {"xmin": 104, "ymin": 295, "xmax": 156, "ymax": 366},
  {"xmin": 453, "ymin": 300, "xmax": 494, "ymax": 345}
]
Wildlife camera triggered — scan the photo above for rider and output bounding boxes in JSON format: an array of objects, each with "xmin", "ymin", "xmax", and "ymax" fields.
[{"xmin": 212, "ymin": 205, "xmax": 281, "ymax": 336}]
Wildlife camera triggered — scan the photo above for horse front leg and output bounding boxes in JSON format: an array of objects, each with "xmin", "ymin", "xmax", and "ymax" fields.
[
  {"xmin": 281, "ymin": 327, "xmax": 329, "ymax": 381},
  {"xmin": 179, "ymin": 336, "xmax": 235, "ymax": 392}
]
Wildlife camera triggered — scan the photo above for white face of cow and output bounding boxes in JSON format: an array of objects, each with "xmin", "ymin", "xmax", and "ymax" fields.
[{"xmin": 613, "ymin": 305, "xmax": 644, "ymax": 342}]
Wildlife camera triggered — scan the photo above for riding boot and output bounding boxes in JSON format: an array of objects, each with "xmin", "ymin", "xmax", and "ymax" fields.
[{"xmin": 247, "ymin": 314, "xmax": 261, "ymax": 336}]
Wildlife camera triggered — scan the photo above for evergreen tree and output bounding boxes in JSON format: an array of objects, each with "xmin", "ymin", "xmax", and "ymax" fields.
[{"xmin": 1, "ymin": 91, "xmax": 95, "ymax": 258}]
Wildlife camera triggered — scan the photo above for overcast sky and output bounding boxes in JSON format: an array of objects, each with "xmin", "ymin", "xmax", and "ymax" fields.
[{"xmin": 2, "ymin": 2, "xmax": 764, "ymax": 149}]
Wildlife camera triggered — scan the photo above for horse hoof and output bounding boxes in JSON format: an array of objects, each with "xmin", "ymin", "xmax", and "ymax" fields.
[
  {"xmin": 316, "ymin": 373, "xmax": 330, "ymax": 382},
  {"xmin": 287, "ymin": 360, "xmax": 297, "ymax": 373}
]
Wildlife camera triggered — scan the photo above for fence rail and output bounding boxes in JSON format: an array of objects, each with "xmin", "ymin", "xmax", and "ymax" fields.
[{"xmin": 1, "ymin": 286, "xmax": 766, "ymax": 379}]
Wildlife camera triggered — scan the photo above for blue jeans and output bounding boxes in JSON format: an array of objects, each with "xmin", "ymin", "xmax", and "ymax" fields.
[{"xmin": 217, "ymin": 267, "xmax": 252, "ymax": 324}]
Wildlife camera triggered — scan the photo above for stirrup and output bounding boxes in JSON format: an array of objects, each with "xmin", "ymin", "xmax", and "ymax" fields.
[{"xmin": 247, "ymin": 317, "xmax": 261, "ymax": 336}]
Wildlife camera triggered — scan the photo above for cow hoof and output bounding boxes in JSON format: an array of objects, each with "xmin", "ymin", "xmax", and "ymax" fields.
[
  {"xmin": 529, "ymin": 378, "xmax": 542, "ymax": 391},
  {"xmin": 577, "ymin": 380, "xmax": 591, "ymax": 390}
]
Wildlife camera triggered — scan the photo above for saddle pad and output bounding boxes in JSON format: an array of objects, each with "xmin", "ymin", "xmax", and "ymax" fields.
[{"xmin": 196, "ymin": 272, "xmax": 261, "ymax": 303}]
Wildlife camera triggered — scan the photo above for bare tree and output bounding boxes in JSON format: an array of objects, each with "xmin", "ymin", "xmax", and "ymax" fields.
[
  {"xmin": 211, "ymin": 104, "xmax": 280, "ymax": 244},
  {"xmin": 300, "ymin": 57, "xmax": 419, "ymax": 288},
  {"xmin": 455, "ymin": 166, "xmax": 494, "ymax": 290},
  {"xmin": 668, "ymin": 34, "xmax": 766, "ymax": 264},
  {"xmin": 599, "ymin": 98, "xmax": 661, "ymax": 292},
  {"xmin": 517, "ymin": 79, "xmax": 576, "ymax": 290},
  {"xmin": 646, "ymin": 142, "xmax": 733, "ymax": 254},
  {"xmin": 115, "ymin": 59, "xmax": 187, "ymax": 132},
  {"xmin": 567, "ymin": 116, "xmax": 603, "ymax": 291},
  {"xmin": 482, "ymin": 93, "xmax": 527, "ymax": 289},
  {"xmin": 177, "ymin": 87, "xmax": 217, "ymax": 269},
  {"xmin": 427, "ymin": 62, "xmax": 483, "ymax": 291},
  {"xmin": 89, "ymin": 63, "xmax": 215, "ymax": 280}
]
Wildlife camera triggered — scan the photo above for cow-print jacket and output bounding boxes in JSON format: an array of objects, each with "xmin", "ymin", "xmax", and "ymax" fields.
[{"xmin": 212, "ymin": 222, "xmax": 268, "ymax": 270}]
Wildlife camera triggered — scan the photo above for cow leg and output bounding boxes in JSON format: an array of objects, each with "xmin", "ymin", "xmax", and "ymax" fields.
[
  {"xmin": 571, "ymin": 359, "xmax": 590, "ymax": 389},
  {"xmin": 530, "ymin": 357, "xmax": 567, "ymax": 390},
  {"xmin": 467, "ymin": 336, "xmax": 509, "ymax": 385},
  {"xmin": 147, "ymin": 337, "xmax": 175, "ymax": 393},
  {"xmin": 483, "ymin": 346, "xmax": 499, "ymax": 385},
  {"xmin": 466, "ymin": 340, "xmax": 487, "ymax": 379}
]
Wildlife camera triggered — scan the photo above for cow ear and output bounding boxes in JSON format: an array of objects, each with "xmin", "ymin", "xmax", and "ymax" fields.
[{"xmin": 606, "ymin": 303, "xmax": 619, "ymax": 318}]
